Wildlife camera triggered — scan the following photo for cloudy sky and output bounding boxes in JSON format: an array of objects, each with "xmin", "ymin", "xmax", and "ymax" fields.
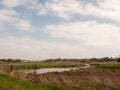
[{"xmin": 0, "ymin": 0, "xmax": 120, "ymax": 60}]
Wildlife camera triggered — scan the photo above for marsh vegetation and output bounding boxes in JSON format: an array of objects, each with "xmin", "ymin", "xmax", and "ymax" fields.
[{"xmin": 0, "ymin": 58, "xmax": 120, "ymax": 90}]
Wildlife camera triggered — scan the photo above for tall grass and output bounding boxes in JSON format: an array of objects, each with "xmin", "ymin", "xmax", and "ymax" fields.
[
  {"xmin": 0, "ymin": 73, "xmax": 70, "ymax": 90},
  {"xmin": 25, "ymin": 68, "xmax": 120, "ymax": 90}
]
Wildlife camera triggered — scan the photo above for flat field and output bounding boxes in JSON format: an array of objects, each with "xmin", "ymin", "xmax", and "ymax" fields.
[{"xmin": 0, "ymin": 60, "xmax": 120, "ymax": 90}]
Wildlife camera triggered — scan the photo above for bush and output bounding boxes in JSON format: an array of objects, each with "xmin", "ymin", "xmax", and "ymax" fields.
[{"xmin": 117, "ymin": 58, "xmax": 120, "ymax": 62}]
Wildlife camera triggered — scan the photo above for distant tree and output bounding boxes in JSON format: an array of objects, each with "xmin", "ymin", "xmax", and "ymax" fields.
[{"xmin": 117, "ymin": 58, "xmax": 120, "ymax": 62}]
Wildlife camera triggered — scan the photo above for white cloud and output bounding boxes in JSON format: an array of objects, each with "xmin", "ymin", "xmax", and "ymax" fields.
[
  {"xmin": 2, "ymin": 0, "xmax": 120, "ymax": 22},
  {"xmin": 44, "ymin": 21, "xmax": 120, "ymax": 46},
  {"xmin": 1, "ymin": 0, "xmax": 38, "ymax": 8},
  {"xmin": 37, "ymin": 0, "xmax": 120, "ymax": 22},
  {"xmin": 0, "ymin": 36, "xmax": 120, "ymax": 60},
  {"xmin": 0, "ymin": 9, "xmax": 35, "ymax": 31},
  {"xmin": 0, "ymin": 23, "xmax": 4, "ymax": 31},
  {"xmin": 41, "ymin": 0, "xmax": 80, "ymax": 19},
  {"xmin": 14, "ymin": 19, "xmax": 35, "ymax": 31},
  {"xmin": 0, "ymin": 9, "xmax": 18, "ymax": 22},
  {"xmin": 1, "ymin": 0, "xmax": 21, "ymax": 8},
  {"xmin": 1, "ymin": 0, "xmax": 120, "ymax": 59},
  {"xmin": 0, "ymin": 36, "xmax": 91, "ymax": 60}
]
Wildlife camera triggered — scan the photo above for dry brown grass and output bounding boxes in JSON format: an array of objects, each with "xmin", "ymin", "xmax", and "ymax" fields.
[
  {"xmin": 91, "ymin": 61, "xmax": 120, "ymax": 65},
  {"xmin": 21, "ymin": 68, "xmax": 120, "ymax": 90}
]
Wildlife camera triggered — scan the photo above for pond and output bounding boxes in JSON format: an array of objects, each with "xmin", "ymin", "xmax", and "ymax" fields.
[
  {"xmin": 26, "ymin": 67, "xmax": 78, "ymax": 74},
  {"xmin": 26, "ymin": 64, "xmax": 91, "ymax": 74}
]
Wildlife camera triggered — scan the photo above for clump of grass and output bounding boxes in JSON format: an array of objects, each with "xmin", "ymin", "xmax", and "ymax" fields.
[{"xmin": 0, "ymin": 64, "xmax": 12, "ymax": 73}]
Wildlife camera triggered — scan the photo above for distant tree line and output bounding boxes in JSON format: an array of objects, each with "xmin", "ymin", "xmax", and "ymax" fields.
[
  {"xmin": 43, "ymin": 57, "xmax": 120, "ymax": 62},
  {"xmin": 0, "ymin": 59, "xmax": 22, "ymax": 62},
  {"xmin": 0, "ymin": 57, "xmax": 120, "ymax": 62}
]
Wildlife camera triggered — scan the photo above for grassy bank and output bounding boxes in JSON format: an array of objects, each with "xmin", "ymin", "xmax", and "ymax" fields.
[
  {"xmin": 96, "ymin": 64, "xmax": 120, "ymax": 69},
  {"xmin": 0, "ymin": 61, "xmax": 83, "ymax": 70},
  {"xmin": 25, "ymin": 68, "xmax": 120, "ymax": 90},
  {"xmin": 0, "ymin": 73, "xmax": 71, "ymax": 90}
]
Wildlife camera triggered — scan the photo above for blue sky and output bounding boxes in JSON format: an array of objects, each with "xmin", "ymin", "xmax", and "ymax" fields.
[{"xmin": 0, "ymin": 0, "xmax": 120, "ymax": 60}]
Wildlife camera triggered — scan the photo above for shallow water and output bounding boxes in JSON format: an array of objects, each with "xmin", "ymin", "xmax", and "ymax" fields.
[
  {"xmin": 26, "ymin": 67, "xmax": 78, "ymax": 74},
  {"xmin": 26, "ymin": 64, "xmax": 91, "ymax": 74}
]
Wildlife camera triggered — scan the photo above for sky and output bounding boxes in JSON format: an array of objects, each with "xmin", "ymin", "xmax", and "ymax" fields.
[{"xmin": 0, "ymin": 0, "xmax": 120, "ymax": 60}]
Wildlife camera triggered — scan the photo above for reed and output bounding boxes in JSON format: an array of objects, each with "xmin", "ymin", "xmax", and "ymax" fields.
[
  {"xmin": 0, "ymin": 73, "xmax": 69, "ymax": 90},
  {"xmin": 25, "ymin": 68, "xmax": 120, "ymax": 90}
]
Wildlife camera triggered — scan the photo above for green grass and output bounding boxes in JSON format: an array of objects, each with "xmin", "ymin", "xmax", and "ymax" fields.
[
  {"xmin": 0, "ymin": 61, "xmax": 82, "ymax": 70},
  {"xmin": 96, "ymin": 64, "xmax": 120, "ymax": 69},
  {"xmin": 0, "ymin": 73, "xmax": 74, "ymax": 90}
]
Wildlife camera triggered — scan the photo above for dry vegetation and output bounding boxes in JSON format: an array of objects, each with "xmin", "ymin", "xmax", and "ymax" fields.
[
  {"xmin": 0, "ymin": 60, "xmax": 83, "ymax": 71},
  {"xmin": 91, "ymin": 61, "xmax": 120, "ymax": 65},
  {"xmin": 12, "ymin": 68, "xmax": 120, "ymax": 90},
  {"xmin": 1, "ymin": 59, "xmax": 120, "ymax": 90}
]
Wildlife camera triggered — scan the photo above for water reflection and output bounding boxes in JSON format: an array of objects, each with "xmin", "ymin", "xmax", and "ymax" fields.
[{"xmin": 26, "ymin": 64, "xmax": 91, "ymax": 74}]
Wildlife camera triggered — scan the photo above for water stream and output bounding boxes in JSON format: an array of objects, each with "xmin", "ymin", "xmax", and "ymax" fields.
[{"xmin": 26, "ymin": 64, "xmax": 91, "ymax": 74}]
